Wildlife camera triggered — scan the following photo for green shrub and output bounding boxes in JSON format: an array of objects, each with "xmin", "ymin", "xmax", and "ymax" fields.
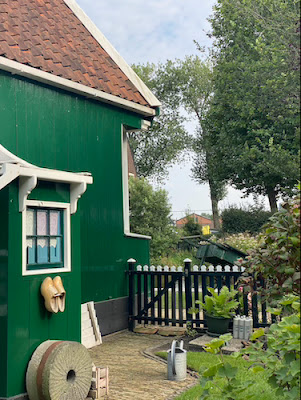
[
  {"xmin": 221, "ymin": 205, "xmax": 272, "ymax": 234},
  {"xmin": 196, "ymin": 286, "xmax": 239, "ymax": 319},
  {"xmin": 152, "ymin": 249, "xmax": 199, "ymax": 267},
  {"xmin": 238, "ymin": 185, "xmax": 300, "ymax": 305},
  {"xmin": 129, "ymin": 177, "xmax": 179, "ymax": 260},
  {"xmin": 211, "ymin": 232, "xmax": 262, "ymax": 254},
  {"xmin": 199, "ymin": 296, "xmax": 300, "ymax": 400}
]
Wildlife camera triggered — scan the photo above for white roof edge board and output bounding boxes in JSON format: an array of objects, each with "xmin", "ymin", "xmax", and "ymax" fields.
[
  {"xmin": 0, "ymin": 144, "xmax": 34, "ymax": 167},
  {"xmin": 0, "ymin": 144, "xmax": 93, "ymax": 190},
  {"xmin": 63, "ymin": 0, "xmax": 161, "ymax": 108},
  {"xmin": 0, "ymin": 57, "xmax": 156, "ymax": 117}
]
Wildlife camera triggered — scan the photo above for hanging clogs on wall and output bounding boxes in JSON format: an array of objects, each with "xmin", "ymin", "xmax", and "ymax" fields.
[{"xmin": 40, "ymin": 276, "xmax": 66, "ymax": 313}]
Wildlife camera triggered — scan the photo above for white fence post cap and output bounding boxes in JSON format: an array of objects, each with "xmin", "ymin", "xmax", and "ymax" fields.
[
  {"xmin": 127, "ymin": 258, "xmax": 136, "ymax": 263},
  {"xmin": 184, "ymin": 258, "xmax": 192, "ymax": 262}
]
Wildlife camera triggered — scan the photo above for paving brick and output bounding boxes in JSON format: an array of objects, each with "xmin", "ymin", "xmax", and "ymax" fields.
[{"xmin": 89, "ymin": 331, "xmax": 197, "ymax": 400}]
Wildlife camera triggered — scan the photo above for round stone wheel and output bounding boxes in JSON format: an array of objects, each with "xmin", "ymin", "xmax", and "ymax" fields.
[{"xmin": 26, "ymin": 340, "xmax": 92, "ymax": 400}]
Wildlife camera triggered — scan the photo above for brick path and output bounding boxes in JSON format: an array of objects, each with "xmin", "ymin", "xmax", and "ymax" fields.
[{"xmin": 89, "ymin": 330, "xmax": 197, "ymax": 400}]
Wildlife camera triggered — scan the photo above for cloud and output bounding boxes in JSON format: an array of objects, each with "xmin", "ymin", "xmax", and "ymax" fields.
[{"xmin": 77, "ymin": 0, "xmax": 215, "ymax": 64}]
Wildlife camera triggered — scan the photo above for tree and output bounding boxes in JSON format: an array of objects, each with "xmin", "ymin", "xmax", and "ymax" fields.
[
  {"xmin": 129, "ymin": 63, "xmax": 190, "ymax": 180},
  {"xmin": 132, "ymin": 58, "xmax": 227, "ymax": 229},
  {"xmin": 129, "ymin": 177, "xmax": 178, "ymax": 260},
  {"xmin": 206, "ymin": 0, "xmax": 300, "ymax": 212},
  {"xmin": 157, "ymin": 56, "xmax": 227, "ymax": 229}
]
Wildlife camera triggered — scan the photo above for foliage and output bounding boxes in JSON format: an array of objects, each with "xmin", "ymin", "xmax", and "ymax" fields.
[
  {"xmin": 221, "ymin": 205, "xmax": 272, "ymax": 234},
  {"xmin": 165, "ymin": 56, "xmax": 227, "ymax": 228},
  {"xmin": 152, "ymin": 249, "xmax": 199, "ymax": 268},
  {"xmin": 206, "ymin": 0, "xmax": 300, "ymax": 211},
  {"xmin": 237, "ymin": 186, "xmax": 300, "ymax": 305},
  {"xmin": 130, "ymin": 63, "xmax": 190, "ymax": 180},
  {"xmin": 200, "ymin": 333, "xmax": 256, "ymax": 399},
  {"xmin": 181, "ymin": 215, "xmax": 203, "ymax": 237},
  {"xmin": 129, "ymin": 177, "xmax": 179, "ymax": 259},
  {"xmin": 156, "ymin": 350, "xmax": 278, "ymax": 400},
  {"xmin": 211, "ymin": 233, "xmax": 263, "ymax": 254},
  {"xmin": 185, "ymin": 321, "xmax": 198, "ymax": 338},
  {"xmin": 133, "ymin": 57, "xmax": 226, "ymax": 227},
  {"xmin": 199, "ymin": 297, "xmax": 300, "ymax": 400},
  {"xmin": 240, "ymin": 297, "xmax": 300, "ymax": 399},
  {"xmin": 196, "ymin": 286, "xmax": 239, "ymax": 319}
]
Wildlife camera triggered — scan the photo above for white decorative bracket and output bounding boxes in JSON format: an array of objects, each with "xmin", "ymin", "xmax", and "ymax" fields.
[
  {"xmin": 0, "ymin": 163, "xmax": 20, "ymax": 191},
  {"xmin": 70, "ymin": 182, "xmax": 87, "ymax": 214},
  {"xmin": 19, "ymin": 175, "xmax": 38, "ymax": 212}
]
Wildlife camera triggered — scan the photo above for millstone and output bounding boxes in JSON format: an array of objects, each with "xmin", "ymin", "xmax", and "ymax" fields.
[{"xmin": 26, "ymin": 340, "xmax": 92, "ymax": 400}]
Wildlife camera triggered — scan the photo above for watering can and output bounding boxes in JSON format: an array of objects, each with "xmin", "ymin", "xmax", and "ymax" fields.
[{"xmin": 167, "ymin": 340, "xmax": 187, "ymax": 381}]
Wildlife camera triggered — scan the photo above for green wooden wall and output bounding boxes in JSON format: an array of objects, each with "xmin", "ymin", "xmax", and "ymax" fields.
[
  {"xmin": 0, "ymin": 187, "xmax": 9, "ymax": 396},
  {"xmin": 0, "ymin": 70, "xmax": 149, "ymax": 397},
  {"xmin": 0, "ymin": 69, "xmax": 150, "ymax": 305}
]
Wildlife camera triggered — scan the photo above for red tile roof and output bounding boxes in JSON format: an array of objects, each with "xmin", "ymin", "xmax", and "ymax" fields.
[{"xmin": 0, "ymin": 0, "xmax": 150, "ymax": 107}]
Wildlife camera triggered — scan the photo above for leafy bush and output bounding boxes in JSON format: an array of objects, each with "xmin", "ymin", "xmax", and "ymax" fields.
[
  {"xmin": 152, "ymin": 249, "xmax": 199, "ymax": 267},
  {"xmin": 211, "ymin": 232, "xmax": 262, "ymax": 254},
  {"xmin": 237, "ymin": 186, "xmax": 300, "ymax": 305},
  {"xmin": 129, "ymin": 177, "xmax": 179, "ymax": 260},
  {"xmin": 221, "ymin": 205, "xmax": 272, "ymax": 234},
  {"xmin": 181, "ymin": 215, "xmax": 203, "ymax": 236},
  {"xmin": 200, "ymin": 296, "xmax": 300, "ymax": 400},
  {"xmin": 196, "ymin": 286, "xmax": 239, "ymax": 319}
]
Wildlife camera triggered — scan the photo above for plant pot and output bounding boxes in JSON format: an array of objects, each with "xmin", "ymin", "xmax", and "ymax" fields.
[{"xmin": 206, "ymin": 315, "xmax": 231, "ymax": 337}]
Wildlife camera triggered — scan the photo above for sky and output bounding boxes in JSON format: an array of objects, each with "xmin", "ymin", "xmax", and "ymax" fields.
[{"xmin": 77, "ymin": 0, "xmax": 270, "ymax": 219}]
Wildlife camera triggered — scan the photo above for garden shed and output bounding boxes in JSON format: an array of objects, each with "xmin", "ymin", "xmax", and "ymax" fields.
[{"xmin": 0, "ymin": 0, "xmax": 160, "ymax": 398}]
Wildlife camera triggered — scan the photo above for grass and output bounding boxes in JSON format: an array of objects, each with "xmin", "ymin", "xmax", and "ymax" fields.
[{"xmin": 156, "ymin": 351, "xmax": 282, "ymax": 400}]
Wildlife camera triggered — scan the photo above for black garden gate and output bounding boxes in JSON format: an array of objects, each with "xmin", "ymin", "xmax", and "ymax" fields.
[{"xmin": 128, "ymin": 258, "xmax": 273, "ymax": 332}]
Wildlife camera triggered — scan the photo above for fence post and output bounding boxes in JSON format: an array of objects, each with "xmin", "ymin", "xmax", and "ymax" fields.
[
  {"xmin": 128, "ymin": 258, "xmax": 136, "ymax": 331},
  {"xmin": 184, "ymin": 258, "xmax": 192, "ymax": 325}
]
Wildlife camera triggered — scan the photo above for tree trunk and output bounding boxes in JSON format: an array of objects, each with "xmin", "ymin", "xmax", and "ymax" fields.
[
  {"xmin": 267, "ymin": 187, "xmax": 278, "ymax": 213},
  {"xmin": 209, "ymin": 181, "xmax": 221, "ymax": 230}
]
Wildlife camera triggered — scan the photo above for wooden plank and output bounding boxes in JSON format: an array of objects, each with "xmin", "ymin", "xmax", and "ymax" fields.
[
  {"xmin": 150, "ymin": 273, "xmax": 155, "ymax": 322},
  {"xmin": 178, "ymin": 277, "xmax": 183, "ymax": 327},
  {"xmin": 81, "ymin": 301, "xmax": 102, "ymax": 349},
  {"xmin": 158, "ymin": 274, "xmax": 162, "ymax": 323},
  {"xmin": 171, "ymin": 277, "xmax": 176, "ymax": 327},
  {"xmin": 137, "ymin": 273, "xmax": 142, "ymax": 324},
  {"xmin": 144, "ymin": 272, "xmax": 148, "ymax": 325},
  {"xmin": 164, "ymin": 274, "xmax": 169, "ymax": 325},
  {"xmin": 193, "ymin": 274, "xmax": 200, "ymax": 327}
]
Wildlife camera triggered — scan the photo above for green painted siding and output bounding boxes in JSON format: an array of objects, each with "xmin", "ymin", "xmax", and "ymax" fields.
[
  {"xmin": 0, "ymin": 70, "xmax": 150, "ymax": 304},
  {"xmin": 0, "ymin": 187, "xmax": 8, "ymax": 397},
  {"xmin": 0, "ymin": 70, "xmax": 149, "ymax": 397},
  {"xmin": 4, "ymin": 182, "xmax": 82, "ymax": 397}
]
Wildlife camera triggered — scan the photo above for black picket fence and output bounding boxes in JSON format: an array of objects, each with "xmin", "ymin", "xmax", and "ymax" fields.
[{"xmin": 128, "ymin": 258, "xmax": 274, "ymax": 332}]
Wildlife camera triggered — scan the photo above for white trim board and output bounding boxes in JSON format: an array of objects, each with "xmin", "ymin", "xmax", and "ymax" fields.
[
  {"xmin": 64, "ymin": 0, "xmax": 161, "ymax": 109},
  {"xmin": 0, "ymin": 57, "xmax": 156, "ymax": 117}
]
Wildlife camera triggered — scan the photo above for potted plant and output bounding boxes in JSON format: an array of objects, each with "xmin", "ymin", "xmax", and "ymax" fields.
[{"xmin": 196, "ymin": 286, "xmax": 239, "ymax": 336}]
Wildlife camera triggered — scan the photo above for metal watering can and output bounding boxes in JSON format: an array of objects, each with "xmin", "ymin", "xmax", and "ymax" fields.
[{"xmin": 167, "ymin": 340, "xmax": 187, "ymax": 381}]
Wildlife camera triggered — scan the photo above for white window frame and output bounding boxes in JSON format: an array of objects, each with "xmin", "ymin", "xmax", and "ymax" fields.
[
  {"xmin": 22, "ymin": 200, "xmax": 71, "ymax": 276},
  {"xmin": 122, "ymin": 127, "xmax": 151, "ymax": 240}
]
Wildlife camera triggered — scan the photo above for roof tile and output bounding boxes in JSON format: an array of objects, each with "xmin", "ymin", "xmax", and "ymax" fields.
[{"xmin": 0, "ymin": 0, "xmax": 150, "ymax": 107}]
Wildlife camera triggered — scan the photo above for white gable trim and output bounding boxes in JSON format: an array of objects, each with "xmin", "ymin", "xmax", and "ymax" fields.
[
  {"xmin": 0, "ymin": 144, "xmax": 93, "ymax": 214},
  {"xmin": 0, "ymin": 57, "xmax": 156, "ymax": 117},
  {"xmin": 64, "ymin": 0, "xmax": 161, "ymax": 108}
]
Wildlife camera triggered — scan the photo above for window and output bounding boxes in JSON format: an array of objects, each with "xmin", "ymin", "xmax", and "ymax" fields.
[
  {"xmin": 26, "ymin": 208, "xmax": 63, "ymax": 269},
  {"xmin": 22, "ymin": 201, "xmax": 71, "ymax": 276}
]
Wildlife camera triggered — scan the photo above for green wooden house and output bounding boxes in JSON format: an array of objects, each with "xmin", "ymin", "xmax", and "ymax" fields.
[{"xmin": 0, "ymin": 0, "xmax": 160, "ymax": 398}]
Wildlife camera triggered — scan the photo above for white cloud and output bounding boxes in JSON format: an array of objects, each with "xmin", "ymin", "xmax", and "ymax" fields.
[
  {"xmin": 76, "ymin": 0, "xmax": 271, "ymax": 214},
  {"xmin": 77, "ymin": 0, "xmax": 215, "ymax": 63}
]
